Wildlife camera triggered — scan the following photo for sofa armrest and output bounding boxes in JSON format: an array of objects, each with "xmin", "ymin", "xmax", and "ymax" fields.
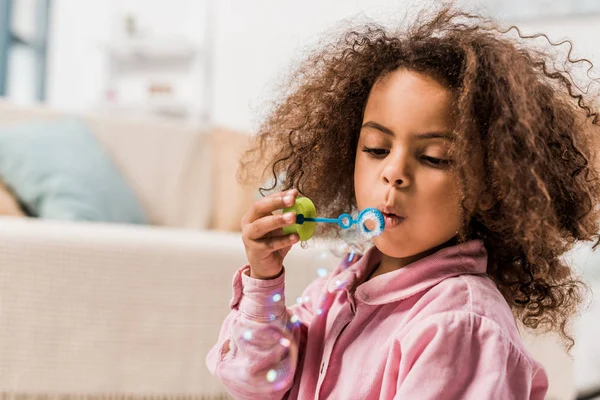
[{"xmin": 0, "ymin": 217, "xmax": 338, "ymax": 396}]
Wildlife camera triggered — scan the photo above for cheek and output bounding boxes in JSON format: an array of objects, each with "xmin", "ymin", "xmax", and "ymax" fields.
[
  {"xmin": 421, "ymin": 175, "xmax": 462, "ymax": 219},
  {"xmin": 353, "ymin": 156, "xmax": 371, "ymax": 205}
]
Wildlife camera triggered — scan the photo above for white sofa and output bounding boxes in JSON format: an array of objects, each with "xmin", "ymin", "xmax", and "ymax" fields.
[
  {"xmin": 0, "ymin": 102, "xmax": 341, "ymax": 399},
  {"xmin": 0, "ymin": 217, "xmax": 340, "ymax": 399},
  {"xmin": 0, "ymin": 102, "xmax": 578, "ymax": 399}
]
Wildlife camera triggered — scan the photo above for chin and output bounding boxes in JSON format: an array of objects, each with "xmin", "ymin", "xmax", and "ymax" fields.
[
  {"xmin": 372, "ymin": 234, "xmax": 458, "ymax": 259},
  {"xmin": 372, "ymin": 236, "xmax": 419, "ymax": 258}
]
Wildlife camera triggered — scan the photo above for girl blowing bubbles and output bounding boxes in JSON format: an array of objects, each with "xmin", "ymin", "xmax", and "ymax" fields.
[{"xmin": 207, "ymin": 6, "xmax": 600, "ymax": 399}]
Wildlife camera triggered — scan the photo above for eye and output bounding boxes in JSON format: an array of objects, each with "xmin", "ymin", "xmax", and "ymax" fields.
[
  {"xmin": 421, "ymin": 155, "xmax": 451, "ymax": 167},
  {"xmin": 361, "ymin": 146, "xmax": 389, "ymax": 158}
]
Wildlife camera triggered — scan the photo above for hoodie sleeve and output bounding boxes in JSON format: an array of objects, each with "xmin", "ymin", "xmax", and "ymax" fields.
[
  {"xmin": 206, "ymin": 265, "xmax": 324, "ymax": 400},
  {"xmin": 394, "ymin": 311, "xmax": 549, "ymax": 400}
]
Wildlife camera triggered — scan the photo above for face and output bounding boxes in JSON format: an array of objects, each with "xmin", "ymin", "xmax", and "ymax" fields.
[{"xmin": 354, "ymin": 68, "xmax": 462, "ymax": 260}]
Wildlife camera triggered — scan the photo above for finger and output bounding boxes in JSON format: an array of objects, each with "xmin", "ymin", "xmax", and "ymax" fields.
[
  {"xmin": 246, "ymin": 212, "xmax": 296, "ymax": 241},
  {"xmin": 268, "ymin": 228, "xmax": 285, "ymax": 237},
  {"xmin": 243, "ymin": 189, "xmax": 298, "ymax": 224},
  {"xmin": 254, "ymin": 233, "xmax": 299, "ymax": 253},
  {"xmin": 242, "ymin": 190, "xmax": 289, "ymax": 225}
]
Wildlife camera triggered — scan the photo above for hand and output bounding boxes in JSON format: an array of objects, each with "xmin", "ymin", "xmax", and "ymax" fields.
[{"xmin": 241, "ymin": 189, "xmax": 299, "ymax": 279}]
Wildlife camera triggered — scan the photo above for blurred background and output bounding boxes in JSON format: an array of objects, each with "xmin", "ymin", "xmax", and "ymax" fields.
[
  {"xmin": 1, "ymin": 0, "xmax": 597, "ymax": 131},
  {"xmin": 0, "ymin": 1, "xmax": 598, "ymax": 399}
]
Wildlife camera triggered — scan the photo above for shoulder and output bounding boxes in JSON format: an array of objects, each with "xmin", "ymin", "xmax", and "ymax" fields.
[
  {"xmin": 396, "ymin": 309, "xmax": 548, "ymax": 397},
  {"xmin": 408, "ymin": 273, "xmax": 527, "ymax": 351},
  {"xmin": 420, "ymin": 273, "xmax": 514, "ymax": 322}
]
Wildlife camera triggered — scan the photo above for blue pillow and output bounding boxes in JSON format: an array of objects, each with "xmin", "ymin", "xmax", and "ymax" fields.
[{"xmin": 0, "ymin": 118, "xmax": 148, "ymax": 224}]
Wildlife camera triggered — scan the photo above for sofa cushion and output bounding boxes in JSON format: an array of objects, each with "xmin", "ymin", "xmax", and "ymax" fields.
[
  {"xmin": 0, "ymin": 101, "xmax": 213, "ymax": 229},
  {"xmin": 208, "ymin": 127, "xmax": 257, "ymax": 231},
  {"xmin": 0, "ymin": 118, "xmax": 148, "ymax": 224},
  {"xmin": 83, "ymin": 114, "xmax": 212, "ymax": 229}
]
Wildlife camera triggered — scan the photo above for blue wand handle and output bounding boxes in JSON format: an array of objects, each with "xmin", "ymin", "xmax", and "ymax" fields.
[{"xmin": 298, "ymin": 208, "xmax": 384, "ymax": 234}]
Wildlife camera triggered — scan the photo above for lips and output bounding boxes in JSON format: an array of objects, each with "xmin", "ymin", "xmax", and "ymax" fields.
[
  {"xmin": 382, "ymin": 213, "xmax": 405, "ymax": 229},
  {"xmin": 377, "ymin": 204, "xmax": 406, "ymax": 230}
]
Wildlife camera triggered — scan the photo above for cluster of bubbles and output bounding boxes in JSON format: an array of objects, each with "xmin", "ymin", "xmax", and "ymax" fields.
[
  {"xmin": 301, "ymin": 208, "xmax": 384, "ymax": 255},
  {"xmin": 302, "ymin": 212, "xmax": 381, "ymax": 260},
  {"xmin": 240, "ymin": 289, "xmax": 302, "ymax": 387}
]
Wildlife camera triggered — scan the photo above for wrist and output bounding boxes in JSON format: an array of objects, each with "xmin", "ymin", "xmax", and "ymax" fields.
[{"xmin": 249, "ymin": 267, "xmax": 284, "ymax": 280}]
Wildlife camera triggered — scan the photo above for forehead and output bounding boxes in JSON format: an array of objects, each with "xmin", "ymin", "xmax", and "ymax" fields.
[{"xmin": 363, "ymin": 69, "xmax": 456, "ymax": 130}]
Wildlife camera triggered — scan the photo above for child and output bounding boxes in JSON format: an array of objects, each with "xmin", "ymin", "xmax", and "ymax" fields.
[{"xmin": 207, "ymin": 6, "xmax": 600, "ymax": 399}]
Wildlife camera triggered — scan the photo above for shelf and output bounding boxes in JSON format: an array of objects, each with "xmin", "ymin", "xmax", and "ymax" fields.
[
  {"xmin": 105, "ymin": 37, "xmax": 200, "ymax": 65},
  {"xmin": 99, "ymin": 97, "xmax": 193, "ymax": 119},
  {"xmin": 100, "ymin": 31, "xmax": 210, "ymax": 124}
]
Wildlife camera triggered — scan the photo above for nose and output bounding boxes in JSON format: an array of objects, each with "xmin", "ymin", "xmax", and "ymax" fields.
[{"xmin": 381, "ymin": 152, "xmax": 410, "ymax": 188}]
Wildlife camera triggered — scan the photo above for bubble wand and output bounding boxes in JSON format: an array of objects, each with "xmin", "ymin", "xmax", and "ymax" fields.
[{"xmin": 282, "ymin": 197, "xmax": 385, "ymax": 241}]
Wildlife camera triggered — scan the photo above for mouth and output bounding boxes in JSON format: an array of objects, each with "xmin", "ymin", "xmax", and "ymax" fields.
[
  {"xmin": 381, "ymin": 212, "xmax": 405, "ymax": 229},
  {"xmin": 377, "ymin": 204, "xmax": 406, "ymax": 230}
]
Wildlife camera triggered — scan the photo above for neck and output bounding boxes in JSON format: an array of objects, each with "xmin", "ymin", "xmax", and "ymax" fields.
[{"xmin": 369, "ymin": 236, "xmax": 458, "ymax": 280}]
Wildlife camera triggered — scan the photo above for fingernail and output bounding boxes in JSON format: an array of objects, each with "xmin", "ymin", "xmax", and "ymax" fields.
[
  {"xmin": 290, "ymin": 234, "xmax": 299, "ymax": 242},
  {"xmin": 284, "ymin": 195, "xmax": 294, "ymax": 205},
  {"xmin": 284, "ymin": 212, "xmax": 295, "ymax": 222}
]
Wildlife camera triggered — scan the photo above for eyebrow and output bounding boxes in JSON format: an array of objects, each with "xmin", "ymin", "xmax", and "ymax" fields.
[{"xmin": 361, "ymin": 121, "xmax": 453, "ymax": 140}]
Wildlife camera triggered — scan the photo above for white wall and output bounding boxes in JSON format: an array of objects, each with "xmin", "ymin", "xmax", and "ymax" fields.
[
  {"xmin": 210, "ymin": 0, "xmax": 415, "ymax": 131},
  {"xmin": 45, "ymin": 0, "xmax": 600, "ymax": 132},
  {"xmin": 46, "ymin": 1, "xmax": 110, "ymax": 112},
  {"xmin": 46, "ymin": 0, "xmax": 207, "ymax": 114},
  {"xmin": 45, "ymin": 0, "xmax": 415, "ymax": 131}
]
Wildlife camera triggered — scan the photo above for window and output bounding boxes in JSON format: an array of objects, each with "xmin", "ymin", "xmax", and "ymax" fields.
[{"xmin": 0, "ymin": 0, "xmax": 51, "ymax": 102}]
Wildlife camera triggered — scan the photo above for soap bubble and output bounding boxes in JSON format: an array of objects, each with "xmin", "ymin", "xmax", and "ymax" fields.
[
  {"xmin": 266, "ymin": 369, "xmax": 278, "ymax": 383},
  {"xmin": 331, "ymin": 240, "xmax": 352, "ymax": 258},
  {"xmin": 299, "ymin": 209, "xmax": 383, "ymax": 279}
]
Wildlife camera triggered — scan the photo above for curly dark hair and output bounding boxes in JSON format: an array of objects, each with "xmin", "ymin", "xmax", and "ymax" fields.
[{"xmin": 238, "ymin": 6, "xmax": 600, "ymax": 346}]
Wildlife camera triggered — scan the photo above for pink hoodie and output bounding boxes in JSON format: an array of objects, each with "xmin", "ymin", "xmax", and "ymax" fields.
[{"xmin": 206, "ymin": 240, "xmax": 548, "ymax": 399}]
